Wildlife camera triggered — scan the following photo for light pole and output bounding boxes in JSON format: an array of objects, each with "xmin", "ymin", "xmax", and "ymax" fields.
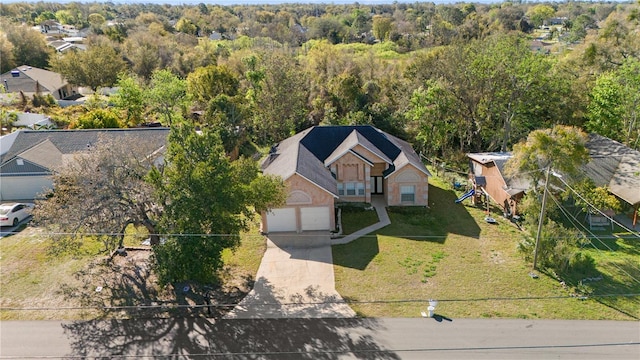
[{"xmin": 532, "ymin": 167, "xmax": 551, "ymax": 271}]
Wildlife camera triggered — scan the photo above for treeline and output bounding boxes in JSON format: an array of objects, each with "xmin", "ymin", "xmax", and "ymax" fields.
[{"xmin": 0, "ymin": 1, "xmax": 638, "ymax": 161}]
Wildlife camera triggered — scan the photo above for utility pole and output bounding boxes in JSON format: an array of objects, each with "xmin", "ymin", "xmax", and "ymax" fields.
[{"xmin": 532, "ymin": 166, "xmax": 551, "ymax": 271}]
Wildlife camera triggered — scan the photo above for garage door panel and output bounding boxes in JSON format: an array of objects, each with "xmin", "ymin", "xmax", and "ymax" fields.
[
  {"xmin": 300, "ymin": 207, "xmax": 331, "ymax": 231},
  {"xmin": 266, "ymin": 208, "xmax": 296, "ymax": 232},
  {"xmin": 0, "ymin": 176, "xmax": 52, "ymax": 201}
]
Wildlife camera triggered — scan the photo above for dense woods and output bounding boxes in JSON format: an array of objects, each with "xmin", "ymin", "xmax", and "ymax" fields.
[{"xmin": 1, "ymin": 1, "xmax": 639, "ymax": 163}]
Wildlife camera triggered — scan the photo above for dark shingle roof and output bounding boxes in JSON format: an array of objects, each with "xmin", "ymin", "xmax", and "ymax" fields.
[
  {"xmin": 300, "ymin": 126, "xmax": 401, "ymax": 163},
  {"xmin": 0, "ymin": 158, "xmax": 50, "ymax": 176},
  {"xmin": 262, "ymin": 125, "xmax": 430, "ymax": 195}
]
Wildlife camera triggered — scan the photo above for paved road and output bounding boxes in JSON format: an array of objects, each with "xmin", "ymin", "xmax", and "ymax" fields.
[
  {"xmin": 1, "ymin": 318, "xmax": 638, "ymax": 359},
  {"xmin": 225, "ymin": 232, "xmax": 356, "ymax": 319}
]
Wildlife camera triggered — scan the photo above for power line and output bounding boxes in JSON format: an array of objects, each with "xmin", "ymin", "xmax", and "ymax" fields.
[
  {"xmin": 2, "ymin": 293, "xmax": 639, "ymax": 312},
  {"xmin": 554, "ymin": 174, "xmax": 640, "ymax": 239},
  {"xmin": 547, "ymin": 191, "xmax": 640, "ymax": 284}
]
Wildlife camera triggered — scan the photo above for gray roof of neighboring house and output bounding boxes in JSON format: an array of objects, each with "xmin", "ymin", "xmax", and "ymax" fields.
[
  {"xmin": 1, "ymin": 65, "xmax": 68, "ymax": 94},
  {"xmin": 262, "ymin": 125, "xmax": 430, "ymax": 195},
  {"xmin": 0, "ymin": 157, "xmax": 50, "ymax": 176},
  {"xmin": 583, "ymin": 134, "xmax": 640, "ymax": 206},
  {"xmin": 469, "ymin": 135, "xmax": 640, "ymax": 206},
  {"xmin": 0, "ymin": 128, "xmax": 170, "ymax": 175}
]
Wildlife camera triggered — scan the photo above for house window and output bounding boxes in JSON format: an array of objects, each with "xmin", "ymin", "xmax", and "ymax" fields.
[
  {"xmin": 346, "ymin": 182, "xmax": 356, "ymax": 196},
  {"xmin": 339, "ymin": 182, "xmax": 365, "ymax": 196},
  {"xmin": 400, "ymin": 185, "xmax": 415, "ymax": 202}
]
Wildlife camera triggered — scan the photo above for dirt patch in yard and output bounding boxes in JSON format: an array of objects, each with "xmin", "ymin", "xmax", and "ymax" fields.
[{"xmin": 62, "ymin": 247, "xmax": 254, "ymax": 319}]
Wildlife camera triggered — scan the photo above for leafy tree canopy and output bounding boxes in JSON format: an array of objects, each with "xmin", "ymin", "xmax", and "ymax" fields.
[{"xmin": 149, "ymin": 124, "xmax": 285, "ymax": 285}]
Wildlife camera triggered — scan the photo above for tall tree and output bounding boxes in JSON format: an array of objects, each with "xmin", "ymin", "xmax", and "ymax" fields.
[
  {"xmin": 49, "ymin": 44, "xmax": 126, "ymax": 90},
  {"xmin": 145, "ymin": 69, "xmax": 187, "ymax": 126},
  {"xmin": 0, "ymin": 30, "xmax": 16, "ymax": 73},
  {"xmin": 186, "ymin": 64, "xmax": 239, "ymax": 107},
  {"xmin": 505, "ymin": 125, "xmax": 590, "ymax": 186},
  {"xmin": 372, "ymin": 15, "xmax": 393, "ymax": 41},
  {"xmin": 249, "ymin": 51, "xmax": 310, "ymax": 145},
  {"xmin": 149, "ymin": 124, "xmax": 285, "ymax": 285},
  {"xmin": 111, "ymin": 73, "xmax": 146, "ymax": 127},
  {"xmin": 5, "ymin": 24, "xmax": 52, "ymax": 69},
  {"xmin": 526, "ymin": 4, "xmax": 556, "ymax": 28},
  {"xmin": 33, "ymin": 136, "xmax": 164, "ymax": 253},
  {"xmin": 506, "ymin": 125, "xmax": 591, "ymax": 274},
  {"xmin": 585, "ymin": 71, "xmax": 623, "ymax": 141},
  {"xmin": 616, "ymin": 57, "xmax": 640, "ymax": 149}
]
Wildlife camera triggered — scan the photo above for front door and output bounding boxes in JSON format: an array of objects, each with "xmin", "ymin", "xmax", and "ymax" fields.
[{"xmin": 371, "ymin": 176, "xmax": 384, "ymax": 194}]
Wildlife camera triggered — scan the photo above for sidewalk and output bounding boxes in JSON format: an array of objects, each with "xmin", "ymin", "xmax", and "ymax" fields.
[{"xmin": 332, "ymin": 196, "xmax": 390, "ymax": 245}]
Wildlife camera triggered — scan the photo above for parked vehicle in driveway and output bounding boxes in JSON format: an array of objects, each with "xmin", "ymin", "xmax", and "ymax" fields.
[{"xmin": 0, "ymin": 203, "xmax": 34, "ymax": 227}]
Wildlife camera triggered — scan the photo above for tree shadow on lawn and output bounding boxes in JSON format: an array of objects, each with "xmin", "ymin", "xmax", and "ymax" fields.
[
  {"xmin": 379, "ymin": 185, "xmax": 481, "ymax": 241},
  {"xmin": 332, "ymin": 185, "xmax": 481, "ymax": 271},
  {"xmin": 61, "ymin": 273, "xmax": 400, "ymax": 359},
  {"xmin": 558, "ymin": 258, "xmax": 640, "ymax": 320},
  {"xmin": 587, "ymin": 235, "xmax": 640, "ymax": 256}
]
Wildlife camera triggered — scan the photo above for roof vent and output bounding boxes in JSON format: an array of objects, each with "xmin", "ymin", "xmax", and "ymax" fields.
[
  {"xmin": 11, "ymin": 71, "xmax": 19, "ymax": 77},
  {"xmin": 16, "ymin": 159, "xmax": 24, "ymax": 166}
]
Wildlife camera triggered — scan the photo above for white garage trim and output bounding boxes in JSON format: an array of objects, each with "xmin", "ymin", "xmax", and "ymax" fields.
[
  {"xmin": 300, "ymin": 206, "xmax": 331, "ymax": 231},
  {"xmin": 265, "ymin": 208, "xmax": 296, "ymax": 232},
  {"xmin": 0, "ymin": 176, "xmax": 52, "ymax": 201}
]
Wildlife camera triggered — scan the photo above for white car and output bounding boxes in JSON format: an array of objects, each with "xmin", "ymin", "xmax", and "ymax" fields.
[{"xmin": 0, "ymin": 203, "xmax": 34, "ymax": 227}]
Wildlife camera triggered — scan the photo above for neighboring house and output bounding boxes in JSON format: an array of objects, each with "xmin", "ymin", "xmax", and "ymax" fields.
[
  {"xmin": 260, "ymin": 125, "xmax": 431, "ymax": 233},
  {"xmin": 1, "ymin": 66, "xmax": 77, "ymax": 100},
  {"xmin": 582, "ymin": 134, "xmax": 640, "ymax": 228},
  {"xmin": 0, "ymin": 128, "xmax": 169, "ymax": 201},
  {"xmin": 530, "ymin": 40, "xmax": 551, "ymax": 54},
  {"xmin": 39, "ymin": 20, "xmax": 63, "ymax": 34},
  {"xmin": 467, "ymin": 134, "xmax": 640, "ymax": 226},
  {"xmin": 13, "ymin": 113, "xmax": 56, "ymax": 130},
  {"xmin": 467, "ymin": 152, "xmax": 530, "ymax": 217},
  {"xmin": 48, "ymin": 39, "xmax": 87, "ymax": 53}
]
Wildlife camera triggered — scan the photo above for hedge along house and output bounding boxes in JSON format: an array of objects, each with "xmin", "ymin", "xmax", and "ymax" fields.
[{"xmin": 260, "ymin": 125, "xmax": 431, "ymax": 233}]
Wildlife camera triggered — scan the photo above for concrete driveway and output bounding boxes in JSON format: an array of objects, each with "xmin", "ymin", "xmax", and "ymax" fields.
[
  {"xmin": 0, "ymin": 216, "xmax": 31, "ymax": 238},
  {"xmin": 225, "ymin": 232, "xmax": 356, "ymax": 319}
]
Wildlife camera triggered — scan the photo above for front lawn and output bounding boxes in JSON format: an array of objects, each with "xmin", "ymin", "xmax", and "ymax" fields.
[
  {"xmin": 337, "ymin": 203, "xmax": 379, "ymax": 235},
  {"xmin": 333, "ymin": 176, "xmax": 640, "ymax": 320},
  {"xmin": 0, "ymin": 220, "xmax": 266, "ymax": 320}
]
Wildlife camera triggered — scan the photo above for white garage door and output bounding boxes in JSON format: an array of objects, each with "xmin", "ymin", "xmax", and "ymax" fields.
[
  {"xmin": 266, "ymin": 208, "xmax": 296, "ymax": 232},
  {"xmin": 0, "ymin": 176, "xmax": 53, "ymax": 201},
  {"xmin": 300, "ymin": 206, "xmax": 331, "ymax": 231}
]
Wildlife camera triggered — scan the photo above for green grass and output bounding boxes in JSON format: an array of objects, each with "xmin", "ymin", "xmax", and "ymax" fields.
[
  {"xmin": 333, "ymin": 176, "xmax": 640, "ymax": 320},
  {"xmin": 0, "ymin": 229, "xmax": 105, "ymax": 320},
  {"xmin": 339, "ymin": 204, "xmax": 379, "ymax": 235},
  {"xmin": 0, "ymin": 219, "xmax": 266, "ymax": 320}
]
